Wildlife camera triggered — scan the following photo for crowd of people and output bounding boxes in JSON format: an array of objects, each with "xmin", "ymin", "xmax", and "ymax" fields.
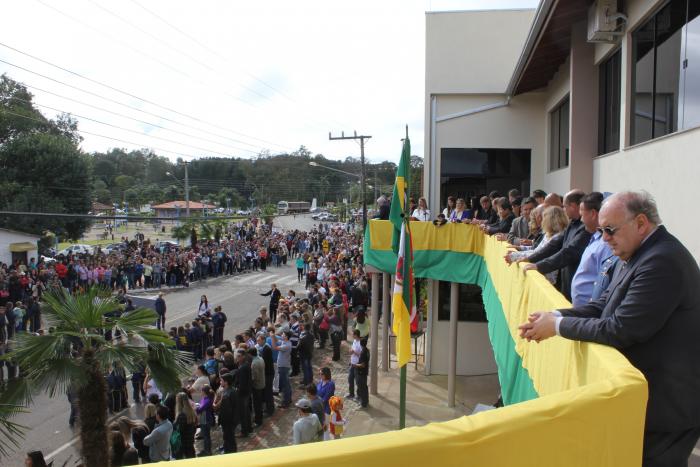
[
  {"xmin": 402, "ymin": 187, "xmax": 615, "ymax": 305},
  {"xmin": 7, "ymin": 219, "xmax": 372, "ymax": 464},
  {"xmin": 100, "ymin": 222, "xmax": 371, "ymax": 464}
]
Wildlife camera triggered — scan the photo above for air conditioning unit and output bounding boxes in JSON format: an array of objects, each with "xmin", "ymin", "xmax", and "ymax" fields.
[{"xmin": 587, "ymin": 0, "xmax": 627, "ymax": 43}]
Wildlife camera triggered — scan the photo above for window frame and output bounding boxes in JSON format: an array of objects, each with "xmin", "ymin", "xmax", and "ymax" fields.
[
  {"xmin": 549, "ymin": 95, "xmax": 570, "ymax": 171},
  {"xmin": 598, "ymin": 49, "xmax": 622, "ymax": 155}
]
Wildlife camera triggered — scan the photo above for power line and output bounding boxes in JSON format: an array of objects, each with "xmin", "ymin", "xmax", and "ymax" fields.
[
  {"xmin": 85, "ymin": 0, "xmax": 273, "ymax": 104},
  {"xmin": 0, "ymin": 44, "xmax": 294, "ymax": 152},
  {"xmin": 32, "ymin": 0, "xmax": 257, "ymax": 110},
  {"xmin": 31, "ymin": 0, "xmax": 335, "ymax": 137},
  {"xmin": 1, "ymin": 109, "xmax": 218, "ymax": 160},
  {"xmin": 127, "ymin": 0, "xmax": 353, "ymax": 131},
  {"xmin": 14, "ymin": 84, "xmax": 273, "ymax": 152},
  {"xmin": 16, "ymin": 98, "xmax": 258, "ymax": 157}
]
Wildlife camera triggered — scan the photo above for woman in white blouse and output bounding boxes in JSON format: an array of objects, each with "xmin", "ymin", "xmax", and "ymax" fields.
[{"xmin": 411, "ymin": 197, "xmax": 431, "ymax": 221}]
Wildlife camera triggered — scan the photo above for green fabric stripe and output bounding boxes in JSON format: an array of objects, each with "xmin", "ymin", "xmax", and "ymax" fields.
[{"xmin": 363, "ymin": 244, "xmax": 538, "ymax": 404}]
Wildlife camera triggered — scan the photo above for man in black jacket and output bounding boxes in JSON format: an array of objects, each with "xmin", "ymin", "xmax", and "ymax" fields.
[
  {"xmin": 233, "ymin": 349, "xmax": 252, "ymax": 437},
  {"xmin": 260, "ymin": 284, "xmax": 281, "ymax": 323},
  {"xmin": 483, "ymin": 198, "xmax": 516, "ymax": 235},
  {"xmin": 523, "ymin": 190, "xmax": 590, "ymax": 300},
  {"xmin": 218, "ymin": 373, "xmax": 238, "ymax": 454},
  {"xmin": 520, "ymin": 191, "xmax": 700, "ymax": 467},
  {"xmin": 256, "ymin": 333, "xmax": 275, "ymax": 416}
]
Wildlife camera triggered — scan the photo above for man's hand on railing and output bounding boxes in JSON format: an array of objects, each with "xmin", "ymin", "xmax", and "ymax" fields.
[
  {"xmin": 522, "ymin": 263, "xmax": 538, "ymax": 272},
  {"xmin": 495, "ymin": 233, "xmax": 508, "ymax": 241},
  {"xmin": 518, "ymin": 311, "xmax": 557, "ymax": 343}
]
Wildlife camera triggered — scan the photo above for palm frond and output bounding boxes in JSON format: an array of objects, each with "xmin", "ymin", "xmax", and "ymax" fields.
[
  {"xmin": 94, "ymin": 343, "xmax": 149, "ymax": 375},
  {"xmin": 146, "ymin": 344, "xmax": 193, "ymax": 394},
  {"xmin": 111, "ymin": 307, "xmax": 159, "ymax": 333},
  {"xmin": 0, "ymin": 403, "xmax": 28, "ymax": 458}
]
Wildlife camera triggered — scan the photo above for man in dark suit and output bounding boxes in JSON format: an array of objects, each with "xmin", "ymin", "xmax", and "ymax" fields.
[
  {"xmin": 519, "ymin": 191, "xmax": 700, "ymax": 467},
  {"xmin": 260, "ymin": 283, "xmax": 281, "ymax": 323},
  {"xmin": 522, "ymin": 189, "xmax": 590, "ymax": 300}
]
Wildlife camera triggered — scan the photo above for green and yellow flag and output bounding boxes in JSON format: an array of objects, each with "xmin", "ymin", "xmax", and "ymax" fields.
[{"xmin": 389, "ymin": 137, "xmax": 417, "ymax": 368}]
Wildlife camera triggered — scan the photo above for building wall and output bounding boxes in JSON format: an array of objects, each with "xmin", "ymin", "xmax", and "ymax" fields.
[
  {"xmin": 426, "ymin": 9, "xmax": 536, "ymax": 94},
  {"xmin": 594, "ymin": 126, "xmax": 700, "ymax": 263},
  {"xmin": 0, "ymin": 230, "xmax": 39, "ymax": 266}
]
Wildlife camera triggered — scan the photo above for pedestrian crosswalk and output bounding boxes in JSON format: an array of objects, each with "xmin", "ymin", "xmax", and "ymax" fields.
[{"xmin": 233, "ymin": 270, "xmax": 301, "ymax": 287}]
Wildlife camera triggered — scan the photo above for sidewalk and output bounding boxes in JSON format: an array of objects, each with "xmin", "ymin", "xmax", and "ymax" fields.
[{"xmin": 200, "ymin": 321, "xmax": 500, "ymax": 453}]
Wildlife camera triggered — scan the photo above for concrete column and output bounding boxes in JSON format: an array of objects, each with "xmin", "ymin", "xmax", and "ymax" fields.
[
  {"xmin": 448, "ymin": 282, "xmax": 459, "ymax": 408},
  {"xmin": 370, "ymin": 272, "xmax": 380, "ymax": 395},
  {"xmin": 568, "ymin": 21, "xmax": 597, "ymax": 192},
  {"xmin": 382, "ymin": 273, "xmax": 391, "ymax": 372}
]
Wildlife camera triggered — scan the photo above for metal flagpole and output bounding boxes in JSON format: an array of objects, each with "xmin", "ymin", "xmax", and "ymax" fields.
[{"xmin": 399, "ymin": 123, "xmax": 410, "ymax": 429}]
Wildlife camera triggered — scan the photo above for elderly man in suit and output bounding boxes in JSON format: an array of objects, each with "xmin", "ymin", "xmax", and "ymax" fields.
[{"xmin": 519, "ymin": 191, "xmax": 700, "ymax": 467}]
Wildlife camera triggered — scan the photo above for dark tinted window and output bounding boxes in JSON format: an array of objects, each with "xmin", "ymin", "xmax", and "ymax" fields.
[{"xmin": 599, "ymin": 50, "xmax": 621, "ymax": 154}]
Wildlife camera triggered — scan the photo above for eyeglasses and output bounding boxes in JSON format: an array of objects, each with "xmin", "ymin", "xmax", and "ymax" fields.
[{"xmin": 597, "ymin": 226, "xmax": 622, "ymax": 236}]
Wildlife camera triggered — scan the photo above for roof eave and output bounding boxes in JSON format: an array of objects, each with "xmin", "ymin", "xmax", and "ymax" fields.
[{"xmin": 505, "ymin": 0, "xmax": 557, "ymax": 97}]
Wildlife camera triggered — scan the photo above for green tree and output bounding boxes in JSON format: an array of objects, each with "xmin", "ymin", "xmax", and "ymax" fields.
[
  {"xmin": 0, "ymin": 133, "xmax": 92, "ymax": 239},
  {"xmin": 0, "ymin": 289, "xmax": 190, "ymax": 466}
]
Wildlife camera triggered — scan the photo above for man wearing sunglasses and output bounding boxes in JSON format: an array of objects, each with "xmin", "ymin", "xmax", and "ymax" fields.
[{"xmin": 519, "ymin": 191, "xmax": 700, "ymax": 467}]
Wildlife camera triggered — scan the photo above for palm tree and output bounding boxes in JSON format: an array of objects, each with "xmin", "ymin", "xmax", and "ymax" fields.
[{"xmin": 0, "ymin": 288, "xmax": 191, "ymax": 466}]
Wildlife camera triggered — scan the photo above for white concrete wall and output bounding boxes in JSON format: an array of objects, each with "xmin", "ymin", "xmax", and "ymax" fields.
[
  {"xmin": 426, "ymin": 9, "xmax": 535, "ymax": 94},
  {"xmin": 0, "ymin": 230, "xmax": 39, "ymax": 266},
  {"xmin": 593, "ymin": 125, "xmax": 700, "ymax": 263},
  {"xmin": 430, "ymin": 317, "xmax": 498, "ymax": 376}
]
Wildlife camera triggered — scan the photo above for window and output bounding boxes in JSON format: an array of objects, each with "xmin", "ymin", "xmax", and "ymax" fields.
[
  {"xmin": 599, "ymin": 50, "xmax": 621, "ymax": 154},
  {"xmin": 631, "ymin": 0, "xmax": 700, "ymax": 144},
  {"xmin": 437, "ymin": 281, "xmax": 487, "ymax": 322},
  {"xmin": 549, "ymin": 97, "xmax": 569, "ymax": 171}
]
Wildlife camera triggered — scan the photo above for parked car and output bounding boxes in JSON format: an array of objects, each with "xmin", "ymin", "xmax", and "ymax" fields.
[
  {"xmin": 102, "ymin": 243, "xmax": 128, "ymax": 255},
  {"xmin": 57, "ymin": 244, "xmax": 94, "ymax": 256},
  {"xmin": 237, "ymin": 209, "xmax": 251, "ymax": 216}
]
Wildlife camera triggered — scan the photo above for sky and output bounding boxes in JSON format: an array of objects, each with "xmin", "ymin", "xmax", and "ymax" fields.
[{"xmin": 1, "ymin": 0, "xmax": 539, "ymax": 164}]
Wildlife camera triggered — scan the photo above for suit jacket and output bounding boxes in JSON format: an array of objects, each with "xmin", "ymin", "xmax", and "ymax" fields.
[
  {"xmin": 528, "ymin": 218, "xmax": 591, "ymax": 300},
  {"xmin": 507, "ymin": 215, "xmax": 530, "ymax": 245},
  {"xmin": 558, "ymin": 226, "xmax": 700, "ymax": 432}
]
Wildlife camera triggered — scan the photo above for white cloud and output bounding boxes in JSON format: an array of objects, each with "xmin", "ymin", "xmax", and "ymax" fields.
[{"xmin": 1, "ymin": 0, "xmax": 539, "ymax": 163}]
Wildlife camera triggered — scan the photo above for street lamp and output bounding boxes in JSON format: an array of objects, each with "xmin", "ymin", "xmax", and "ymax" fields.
[
  {"xmin": 165, "ymin": 162, "xmax": 190, "ymax": 218},
  {"xmin": 308, "ymin": 161, "xmax": 366, "ymax": 230}
]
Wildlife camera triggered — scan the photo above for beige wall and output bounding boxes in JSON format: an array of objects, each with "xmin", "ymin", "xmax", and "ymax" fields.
[
  {"xmin": 594, "ymin": 126, "xmax": 700, "ymax": 263},
  {"xmin": 426, "ymin": 9, "xmax": 535, "ymax": 94},
  {"xmin": 425, "ymin": 92, "xmax": 545, "ymax": 214}
]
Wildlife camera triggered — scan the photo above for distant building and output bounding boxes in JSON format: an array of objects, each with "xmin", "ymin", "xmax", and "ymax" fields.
[
  {"xmin": 0, "ymin": 228, "xmax": 40, "ymax": 266},
  {"xmin": 151, "ymin": 201, "xmax": 216, "ymax": 219},
  {"xmin": 91, "ymin": 201, "xmax": 113, "ymax": 214}
]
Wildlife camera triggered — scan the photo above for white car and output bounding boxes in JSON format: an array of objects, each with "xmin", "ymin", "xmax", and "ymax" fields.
[
  {"xmin": 237, "ymin": 209, "xmax": 251, "ymax": 216},
  {"xmin": 57, "ymin": 244, "xmax": 94, "ymax": 256}
]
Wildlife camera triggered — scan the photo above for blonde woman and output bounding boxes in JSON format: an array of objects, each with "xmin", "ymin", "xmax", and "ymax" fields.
[
  {"xmin": 117, "ymin": 416, "xmax": 150, "ymax": 464},
  {"xmin": 506, "ymin": 206, "xmax": 567, "ymax": 270},
  {"xmin": 411, "ymin": 197, "xmax": 431, "ymax": 221},
  {"xmin": 174, "ymin": 392, "xmax": 197, "ymax": 459}
]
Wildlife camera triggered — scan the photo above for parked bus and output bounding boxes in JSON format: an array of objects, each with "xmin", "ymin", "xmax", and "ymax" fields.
[{"xmin": 277, "ymin": 200, "xmax": 310, "ymax": 214}]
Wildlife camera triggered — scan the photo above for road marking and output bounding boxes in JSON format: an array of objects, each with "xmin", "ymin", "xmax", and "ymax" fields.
[
  {"xmin": 252, "ymin": 274, "xmax": 278, "ymax": 285},
  {"xmin": 46, "ymin": 403, "xmax": 136, "ymax": 461},
  {"xmin": 235, "ymin": 273, "xmax": 261, "ymax": 284}
]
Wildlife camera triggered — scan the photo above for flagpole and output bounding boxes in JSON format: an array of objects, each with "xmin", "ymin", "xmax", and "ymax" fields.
[
  {"xmin": 400, "ymin": 365, "xmax": 407, "ymax": 429},
  {"xmin": 400, "ymin": 123, "xmax": 409, "ymax": 429}
]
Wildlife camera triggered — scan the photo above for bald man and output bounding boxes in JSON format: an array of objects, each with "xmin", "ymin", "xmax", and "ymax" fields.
[{"xmin": 519, "ymin": 191, "xmax": 700, "ymax": 467}]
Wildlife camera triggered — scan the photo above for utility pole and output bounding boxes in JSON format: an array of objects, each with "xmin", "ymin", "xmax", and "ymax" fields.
[
  {"xmin": 184, "ymin": 161, "xmax": 190, "ymax": 218},
  {"xmin": 329, "ymin": 131, "xmax": 372, "ymax": 231}
]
